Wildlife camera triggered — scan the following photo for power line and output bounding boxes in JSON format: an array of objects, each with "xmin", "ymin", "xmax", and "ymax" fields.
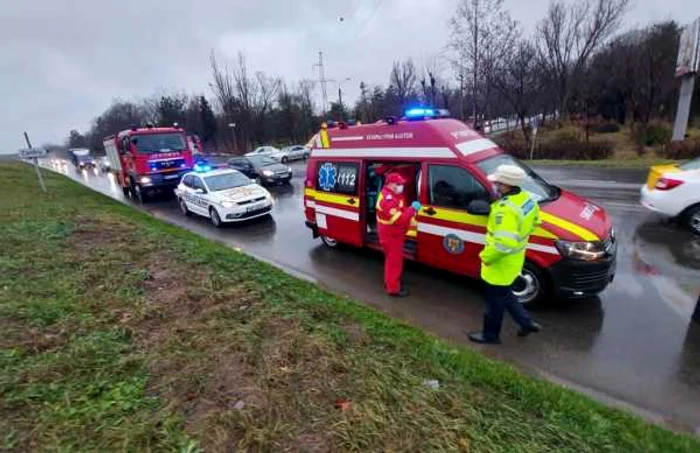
[{"xmin": 356, "ymin": 0, "xmax": 385, "ymax": 38}]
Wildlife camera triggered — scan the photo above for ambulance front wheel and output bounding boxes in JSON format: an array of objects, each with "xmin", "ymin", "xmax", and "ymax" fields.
[
  {"xmin": 321, "ymin": 235, "xmax": 339, "ymax": 248},
  {"xmin": 513, "ymin": 262, "xmax": 548, "ymax": 307}
]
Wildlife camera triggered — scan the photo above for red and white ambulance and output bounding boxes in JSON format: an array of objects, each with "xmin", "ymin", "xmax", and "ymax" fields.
[{"xmin": 303, "ymin": 110, "xmax": 617, "ymax": 305}]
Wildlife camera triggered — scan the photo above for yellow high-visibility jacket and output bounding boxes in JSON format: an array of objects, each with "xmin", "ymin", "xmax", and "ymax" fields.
[{"xmin": 480, "ymin": 190, "xmax": 541, "ymax": 286}]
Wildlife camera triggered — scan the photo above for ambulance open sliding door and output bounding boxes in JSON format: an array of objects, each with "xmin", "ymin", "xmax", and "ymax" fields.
[
  {"xmin": 314, "ymin": 160, "xmax": 363, "ymax": 247},
  {"xmin": 416, "ymin": 164, "xmax": 491, "ymax": 278}
]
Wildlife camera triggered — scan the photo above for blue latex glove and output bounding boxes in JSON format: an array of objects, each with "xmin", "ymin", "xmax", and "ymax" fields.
[{"xmin": 411, "ymin": 201, "xmax": 422, "ymax": 211}]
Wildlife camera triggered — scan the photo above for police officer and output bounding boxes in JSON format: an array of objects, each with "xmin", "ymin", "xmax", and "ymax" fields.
[
  {"xmin": 376, "ymin": 172, "xmax": 421, "ymax": 297},
  {"xmin": 469, "ymin": 165, "xmax": 542, "ymax": 344}
]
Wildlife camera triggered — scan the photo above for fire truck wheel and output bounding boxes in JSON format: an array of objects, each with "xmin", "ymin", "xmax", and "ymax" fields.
[
  {"xmin": 321, "ymin": 235, "xmax": 339, "ymax": 248},
  {"xmin": 179, "ymin": 198, "xmax": 191, "ymax": 216},
  {"xmin": 512, "ymin": 262, "xmax": 549, "ymax": 308},
  {"xmin": 133, "ymin": 184, "xmax": 149, "ymax": 203},
  {"xmin": 209, "ymin": 207, "xmax": 223, "ymax": 228},
  {"xmin": 122, "ymin": 186, "xmax": 130, "ymax": 197}
]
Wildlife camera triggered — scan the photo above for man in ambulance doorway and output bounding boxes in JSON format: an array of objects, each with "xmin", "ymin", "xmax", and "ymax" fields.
[{"xmin": 375, "ymin": 172, "xmax": 421, "ymax": 297}]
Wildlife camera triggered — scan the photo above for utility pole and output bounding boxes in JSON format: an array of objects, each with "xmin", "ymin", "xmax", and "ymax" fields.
[
  {"xmin": 336, "ymin": 77, "xmax": 351, "ymax": 121},
  {"xmin": 472, "ymin": 0, "xmax": 479, "ymax": 129},
  {"xmin": 313, "ymin": 51, "xmax": 329, "ymax": 117}
]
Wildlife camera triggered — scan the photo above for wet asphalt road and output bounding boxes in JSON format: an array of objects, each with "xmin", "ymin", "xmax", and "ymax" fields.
[{"xmin": 43, "ymin": 159, "xmax": 700, "ymax": 433}]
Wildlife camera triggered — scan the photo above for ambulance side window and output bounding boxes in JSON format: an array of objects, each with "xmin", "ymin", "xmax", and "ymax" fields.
[
  {"xmin": 316, "ymin": 161, "xmax": 359, "ymax": 195},
  {"xmin": 429, "ymin": 165, "xmax": 489, "ymax": 210}
]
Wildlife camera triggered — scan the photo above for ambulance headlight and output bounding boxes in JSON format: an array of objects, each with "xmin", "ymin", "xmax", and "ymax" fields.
[
  {"xmin": 221, "ymin": 201, "xmax": 234, "ymax": 208},
  {"xmin": 555, "ymin": 240, "xmax": 606, "ymax": 261}
]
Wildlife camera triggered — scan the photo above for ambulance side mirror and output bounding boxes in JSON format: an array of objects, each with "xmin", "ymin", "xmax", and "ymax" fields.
[{"xmin": 466, "ymin": 199, "xmax": 490, "ymax": 216}]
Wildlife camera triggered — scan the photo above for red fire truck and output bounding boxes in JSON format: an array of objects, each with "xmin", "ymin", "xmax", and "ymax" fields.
[
  {"xmin": 303, "ymin": 109, "xmax": 617, "ymax": 306},
  {"xmin": 103, "ymin": 125, "xmax": 195, "ymax": 201}
]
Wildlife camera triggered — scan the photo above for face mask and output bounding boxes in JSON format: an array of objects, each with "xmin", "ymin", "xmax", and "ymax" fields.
[{"xmin": 395, "ymin": 185, "xmax": 404, "ymax": 194}]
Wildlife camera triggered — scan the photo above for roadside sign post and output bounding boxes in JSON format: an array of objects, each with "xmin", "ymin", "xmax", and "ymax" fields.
[
  {"xmin": 672, "ymin": 17, "xmax": 700, "ymax": 142},
  {"xmin": 529, "ymin": 116, "xmax": 539, "ymax": 160},
  {"xmin": 19, "ymin": 131, "xmax": 47, "ymax": 193}
]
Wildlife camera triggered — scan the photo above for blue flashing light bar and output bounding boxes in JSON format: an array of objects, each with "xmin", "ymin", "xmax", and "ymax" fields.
[
  {"xmin": 405, "ymin": 108, "xmax": 436, "ymax": 118},
  {"xmin": 193, "ymin": 163, "xmax": 212, "ymax": 172}
]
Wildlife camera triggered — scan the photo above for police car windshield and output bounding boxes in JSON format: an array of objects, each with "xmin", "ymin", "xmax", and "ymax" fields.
[
  {"xmin": 204, "ymin": 172, "xmax": 252, "ymax": 192},
  {"xmin": 134, "ymin": 133, "xmax": 187, "ymax": 154},
  {"xmin": 476, "ymin": 154, "xmax": 558, "ymax": 202},
  {"xmin": 248, "ymin": 155, "xmax": 277, "ymax": 167}
]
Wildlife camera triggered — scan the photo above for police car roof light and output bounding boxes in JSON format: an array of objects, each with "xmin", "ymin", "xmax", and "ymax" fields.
[{"xmin": 194, "ymin": 163, "xmax": 211, "ymax": 172}]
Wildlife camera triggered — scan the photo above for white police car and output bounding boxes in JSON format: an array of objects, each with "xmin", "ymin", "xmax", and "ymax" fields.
[{"xmin": 174, "ymin": 168, "xmax": 273, "ymax": 227}]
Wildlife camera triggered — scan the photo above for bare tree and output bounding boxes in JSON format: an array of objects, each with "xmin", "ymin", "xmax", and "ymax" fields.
[
  {"xmin": 537, "ymin": 0, "xmax": 629, "ymax": 117},
  {"xmin": 450, "ymin": 0, "xmax": 518, "ymax": 126},
  {"xmin": 389, "ymin": 59, "xmax": 417, "ymax": 110}
]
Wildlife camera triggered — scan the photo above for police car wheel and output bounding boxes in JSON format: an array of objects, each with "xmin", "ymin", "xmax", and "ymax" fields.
[
  {"xmin": 321, "ymin": 235, "xmax": 339, "ymax": 248},
  {"xmin": 512, "ymin": 263, "xmax": 547, "ymax": 307},
  {"xmin": 209, "ymin": 207, "xmax": 223, "ymax": 228},
  {"xmin": 179, "ymin": 198, "xmax": 190, "ymax": 216},
  {"xmin": 683, "ymin": 204, "xmax": 700, "ymax": 236}
]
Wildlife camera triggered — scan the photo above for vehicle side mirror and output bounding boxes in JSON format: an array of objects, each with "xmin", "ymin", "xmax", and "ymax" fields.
[
  {"xmin": 466, "ymin": 199, "xmax": 490, "ymax": 215},
  {"xmin": 195, "ymin": 188, "xmax": 206, "ymax": 195}
]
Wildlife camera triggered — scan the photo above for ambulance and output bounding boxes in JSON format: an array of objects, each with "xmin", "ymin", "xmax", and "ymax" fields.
[{"xmin": 303, "ymin": 109, "xmax": 617, "ymax": 306}]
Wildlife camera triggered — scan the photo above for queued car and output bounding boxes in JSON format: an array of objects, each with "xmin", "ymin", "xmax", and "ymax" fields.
[
  {"xmin": 99, "ymin": 156, "xmax": 111, "ymax": 172},
  {"xmin": 227, "ymin": 155, "xmax": 293, "ymax": 186},
  {"xmin": 275, "ymin": 145, "xmax": 310, "ymax": 163},
  {"xmin": 174, "ymin": 168, "xmax": 273, "ymax": 227},
  {"xmin": 640, "ymin": 157, "xmax": 700, "ymax": 235},
  {"xmin": 245, "ymin": 146, "xmax": 280, "ymax": 159}
]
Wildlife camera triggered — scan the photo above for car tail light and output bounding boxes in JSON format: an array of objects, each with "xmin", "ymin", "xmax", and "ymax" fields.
[{"xmin": 654, "ymin": 177, "xmax": 684, "ymax": 191}]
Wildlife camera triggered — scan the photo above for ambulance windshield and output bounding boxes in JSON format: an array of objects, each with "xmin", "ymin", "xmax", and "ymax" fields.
[{"xmin": 476, "ymin": 154, "xmax": 557, "ymax": 202}]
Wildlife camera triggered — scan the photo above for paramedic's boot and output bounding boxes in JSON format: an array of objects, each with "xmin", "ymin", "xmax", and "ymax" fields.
[
  {"xmin": 389, "ymin": 289, "xmax": 409, "ymax": 298},
  {"xmin": 517, "ymin": 321, "xmax": 542, "ymax": 337}
]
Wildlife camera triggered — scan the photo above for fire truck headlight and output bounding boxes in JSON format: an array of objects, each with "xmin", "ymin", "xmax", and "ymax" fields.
[
  {"xmin": 140, "ymin": 176, "xmax": 152, "ymax": 185},
  {"xmin": 555, "ymin": 240, "xmax": 606, "ymax": 261}
]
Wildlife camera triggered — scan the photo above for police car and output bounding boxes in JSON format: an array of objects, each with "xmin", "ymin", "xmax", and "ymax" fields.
[{"xmin": 175, "ymin": 168, "xmax": 273, "ymax": 227}]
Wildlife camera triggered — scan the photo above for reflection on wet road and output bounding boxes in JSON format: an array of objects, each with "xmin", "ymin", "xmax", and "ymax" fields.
[{"xmin": 44, "ymin": 159, "xmax": 700, "ymax": 433}]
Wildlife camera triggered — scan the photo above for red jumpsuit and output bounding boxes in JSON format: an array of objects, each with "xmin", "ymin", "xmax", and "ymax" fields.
[{"xmin": 376, "ymin": 174, "xmax": 417, "ymax": 295}]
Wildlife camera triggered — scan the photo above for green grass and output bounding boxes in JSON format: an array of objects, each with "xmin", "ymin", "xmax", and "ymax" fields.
[{"xmin": 1, "ymin": 161, "xmax": 699, "ymax": 452}]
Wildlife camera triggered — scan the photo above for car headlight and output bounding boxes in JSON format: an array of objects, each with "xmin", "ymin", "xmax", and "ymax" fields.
[
  {"xmin": 262, "ymin": 170, "xmax": 274, "ymax": 176},
  {"xmin": 140, "ymin": 176, "xmax": 152, "ymax": 184},
  {"xmin": 555, "ymin": 240, "xmax": 606, "ymax": 261},
  {"xmin": 221, "ymin": 201, "xmax": 233, "ymax": 208}
]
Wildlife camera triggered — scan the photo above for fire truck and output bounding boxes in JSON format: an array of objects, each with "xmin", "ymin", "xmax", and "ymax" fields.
[
  {"xmin": 303, "ymin": 109, "xmax": 617, "ymax": 306},
  {"xmin": 103, "ymin": 124, "xmax": 195, "ymax": 201}
]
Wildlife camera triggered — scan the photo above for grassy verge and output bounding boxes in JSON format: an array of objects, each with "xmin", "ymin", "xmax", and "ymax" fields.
[{"xmin": 1, "ymin": 162, "xmax": 698, "ymax": 452}]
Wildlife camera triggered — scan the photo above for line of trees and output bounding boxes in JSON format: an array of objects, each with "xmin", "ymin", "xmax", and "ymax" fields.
[{"xmin": 65, "ymin": 0, "xmax": 700, "ymax": 155}]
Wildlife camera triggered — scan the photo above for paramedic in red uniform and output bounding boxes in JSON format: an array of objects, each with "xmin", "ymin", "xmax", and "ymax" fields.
[{"xmin": 376, "ymin": 173, "xmax": 421, "ymax": 297}]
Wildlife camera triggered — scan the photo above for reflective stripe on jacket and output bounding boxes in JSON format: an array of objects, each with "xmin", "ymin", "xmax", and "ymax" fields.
[
  {"xmin": 479, "ymin": 190, "xmax": 541, "ymax": 286},
  {"xmin": 376, "ymin": 189, "xmax": 416, "ymax": 237}
]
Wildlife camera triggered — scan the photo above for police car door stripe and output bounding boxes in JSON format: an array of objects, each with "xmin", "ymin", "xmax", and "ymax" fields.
[
  {"xmin": 455, "ymin": 138, "xmax": 498, "ymax": 156},
  {"xmin": 418, "ymin": 222, "xmax": 559, "ymax": 255},
  {"xmin": 311, "ymin": 147, "xmax": 456, "ymax": 159},
  {"xmin": 315, "ymin": 204, "xmax": 360, "ymax": 221}
]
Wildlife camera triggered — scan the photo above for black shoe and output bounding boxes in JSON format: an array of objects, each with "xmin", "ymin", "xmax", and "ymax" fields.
[
  {"xmin": 389, "ymin": 289, "xmax": 409, "ymax": 298},
  {"xmin": 468, "ymin": 332, "xmax": 501, "ymax": 344},
  {"xmin": 517, "ymin": 322, "xmax": 542, "ymax": 337}
]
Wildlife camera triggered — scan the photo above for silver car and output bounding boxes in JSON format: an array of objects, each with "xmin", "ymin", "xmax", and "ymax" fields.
[{"xmin": 275, "ymin": 145, "xmax": 309, "ymax": 163}]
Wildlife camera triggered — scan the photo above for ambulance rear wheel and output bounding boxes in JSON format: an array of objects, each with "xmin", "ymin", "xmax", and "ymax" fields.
[
  {"xmin": 512, "ymin": 262, "xmax": 548, "ymax": 307},
  {"xmin": 321, "ymin": 236, "xmax": 339, "ymax": 248}
]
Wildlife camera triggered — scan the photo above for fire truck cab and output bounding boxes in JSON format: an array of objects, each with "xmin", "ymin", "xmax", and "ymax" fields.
[
  {"xmin": 303, "ymin": 110, "xmax": 617, "ymax": 306},
  {"xmin": 104, "ymin": 125, "xmax": 195, "ymax": 202}
]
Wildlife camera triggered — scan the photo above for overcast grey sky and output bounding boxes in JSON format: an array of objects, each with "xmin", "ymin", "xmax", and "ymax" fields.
[{"xmin": 1, "ymin": 0, "xmax": 696, "ymax": 153}]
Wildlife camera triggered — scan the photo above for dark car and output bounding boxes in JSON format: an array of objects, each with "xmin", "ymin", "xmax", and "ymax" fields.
[{"xmin": 228, "ymin": 155, "xmax": 293, "ymax": 186}]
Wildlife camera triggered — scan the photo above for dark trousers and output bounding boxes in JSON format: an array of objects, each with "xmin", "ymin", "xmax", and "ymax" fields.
[{"xmin": 483, "ymin": 282, "xmax": 534, "ymax": 341}]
